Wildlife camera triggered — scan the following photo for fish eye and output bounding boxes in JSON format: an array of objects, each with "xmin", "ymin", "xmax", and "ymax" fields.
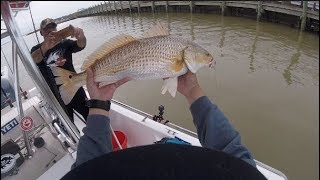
[{"xmin": 206, "ymin": 53, "xmax": 210, "ymax": 56}]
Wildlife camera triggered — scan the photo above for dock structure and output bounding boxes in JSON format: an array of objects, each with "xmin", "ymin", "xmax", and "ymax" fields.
[
  {"xmin": 301, "ymin": 1, "xmax": 308, "ymax": 31},
  {"xmin": 190, "ymin": 1, "xmax": 195, "ymax": 13},
  {"xmin": 61, "ymin": 1, "xmax": 319, "ymax": 32},
  {"xmin": 221, "ymin": 1, "xmax": 226, "ymax": 16},
  {"xmin": 257, "ymin": 1, "xmax": 263, "ymax": 21}
]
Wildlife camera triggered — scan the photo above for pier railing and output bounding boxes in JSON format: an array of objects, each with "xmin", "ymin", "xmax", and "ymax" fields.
[{"xmin": 57, "ymin": 1, "xmax": 318, "ymax": 31}]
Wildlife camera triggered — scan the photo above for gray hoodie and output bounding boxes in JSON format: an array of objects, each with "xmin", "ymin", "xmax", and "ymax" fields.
[{"xmin": 72, "ymin": 96, "xmax": 256, "ymax": 168}]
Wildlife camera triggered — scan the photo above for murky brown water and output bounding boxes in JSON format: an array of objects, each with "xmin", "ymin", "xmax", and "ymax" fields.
[{"xmin": 1, "ymin": 12, "xmax": 319, "ymax": 180}]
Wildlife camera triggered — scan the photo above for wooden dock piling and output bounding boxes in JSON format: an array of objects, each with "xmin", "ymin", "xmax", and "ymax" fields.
[
  {"xmin": 152, "ymin": 1, "xmax": 155, "ymax": 13},
  {"xmin": 221, "ymin": 1, "xmax": 226, "ymax": 16},
  {"xmin": 257, "ymin": 1, "xmax": 263, "ymax": 21},
  {"xmin": 300, "ymin": 1, "xmax": 308, "ymax": 31},
  {"xmin": 165, "ymin": 1, "xmax": 169, "ymax": 13},
  {"xmin": 113, "ymin": 1, "xmax": 117, "ymax": 13},
  {"xmin": 108, "ymin": 1, "xmax": 112, "ymax": 13},
  {"xmin": 104, "ymin": 1, "xmax": 107, "ymax": 13},
  {"xmin": 190, "ymin": 1, "xmax": 194, "ymax": 13}
]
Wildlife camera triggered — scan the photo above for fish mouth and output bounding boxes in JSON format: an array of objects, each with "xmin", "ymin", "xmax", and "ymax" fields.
[{"xmin": 208, "ymin": 58, "xmax": 215, "ymax": 68}]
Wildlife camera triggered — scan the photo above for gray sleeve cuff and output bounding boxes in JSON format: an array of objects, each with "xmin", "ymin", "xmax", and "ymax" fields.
[
  {"xmin": 190, "ymin": 96, "xmax": 214, "ymax": 115},
  {"xmin": 85, "ymin": 114, "xmax": 109, "ymax": 132}
]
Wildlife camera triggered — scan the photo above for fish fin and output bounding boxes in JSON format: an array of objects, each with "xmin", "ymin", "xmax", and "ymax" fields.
[
  {"xmin": 81, "ymin": 34, "xmax": 137, "ymax": 71},
  {"xmin": 50, "ymin": 66, "xmax": 81, "ymax": 105},
  {"xmin": 161, "ymin": 77, "xmax": 178, "ymax": 97},
  {"xmin": 143, "ymin": 22, "xmax": 169, "ymax": 38},
  {"xmin": 183, "ymin": 48, "xmax": 199, "ymax": 73},
  {"xmin": 171, "ymin": 50, "xmax": 185, "ymax": 72}
]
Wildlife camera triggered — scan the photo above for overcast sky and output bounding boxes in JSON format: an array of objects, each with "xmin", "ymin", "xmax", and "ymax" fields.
[{"xmin": 2, "ymin": 1, "xmax": 104, "ymax": 35}]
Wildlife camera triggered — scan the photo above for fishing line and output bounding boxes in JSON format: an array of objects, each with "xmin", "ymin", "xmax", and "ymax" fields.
[
  {"xmin": 212, "ymin": 66, "xmax": 219, "ymax": 104},
  {"xmin": 28, "ymin": 3, "xmax": 40, "ymax": 45}
]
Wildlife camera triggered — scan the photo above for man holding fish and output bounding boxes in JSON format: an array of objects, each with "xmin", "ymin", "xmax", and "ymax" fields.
[
  {"xmin": 60, "ymin": 23, "xmax": 263, "ymax": 179},
  {"xmin": 30, "ymin": 18, "xmax": 89, "ymax": 124},
  {"xmin": 64, "ymin": 70, "xmax": 262, "ymax": 179}
]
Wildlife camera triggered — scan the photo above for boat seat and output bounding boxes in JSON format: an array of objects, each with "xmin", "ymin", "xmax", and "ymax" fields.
[{"xmin": 1, "ymin": 139, "xmax": 25, "ymax": 167}]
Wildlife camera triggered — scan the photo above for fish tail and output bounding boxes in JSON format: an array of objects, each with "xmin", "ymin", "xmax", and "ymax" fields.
[{"xmin": 51, "ymin": 66, "xmax": 83, "ymax": 105}]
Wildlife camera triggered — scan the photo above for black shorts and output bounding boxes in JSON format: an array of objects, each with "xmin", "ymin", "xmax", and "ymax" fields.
[{"xmin": 66, "ymin": 87, "xmax": 89, "ymax": 123}]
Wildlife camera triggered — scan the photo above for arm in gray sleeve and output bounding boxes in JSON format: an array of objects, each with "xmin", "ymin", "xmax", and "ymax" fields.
[
  {"xmin": 72, "ymin": 114, "xmax": 112, "ymax": 168},
  {"xmin": 190, "ymin": 96, "xmax": 256, "ymax": 167}
]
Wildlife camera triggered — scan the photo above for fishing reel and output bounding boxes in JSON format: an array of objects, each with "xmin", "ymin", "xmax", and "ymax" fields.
[{"xmin": 152, "ymin": 105, "xmax": 169, "ymax": 125}]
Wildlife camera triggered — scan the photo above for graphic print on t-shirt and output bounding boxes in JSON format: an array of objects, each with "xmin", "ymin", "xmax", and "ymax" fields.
[{"xmin": 46, "ymin": 49, "xmax": 66, "ymax": 67}]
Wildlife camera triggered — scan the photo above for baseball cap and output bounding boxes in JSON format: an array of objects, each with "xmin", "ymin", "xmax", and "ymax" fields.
[{"xmin": 40, "ymin": 18, "xmax": 57, "ymax": 30}]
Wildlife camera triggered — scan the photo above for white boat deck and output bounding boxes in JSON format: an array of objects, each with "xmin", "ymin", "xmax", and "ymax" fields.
[
  {"xmin": 1, "ymin": 93, "xmax": 288, "ymax": 180},
  {"xmin": 2, "ymin": 127, "xmax": 67, "ymax": 180}
]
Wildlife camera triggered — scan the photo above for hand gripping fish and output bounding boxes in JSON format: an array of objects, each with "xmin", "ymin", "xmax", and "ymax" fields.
[{"xmin": 51, "ymin": 23, "xmax": 215, "ymax": 105}]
